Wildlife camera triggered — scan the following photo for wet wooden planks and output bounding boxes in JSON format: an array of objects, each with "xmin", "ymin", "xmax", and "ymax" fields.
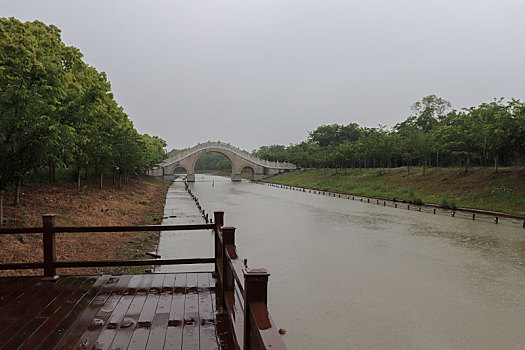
[{"xmin": 0, "ymin": 272, "xmax": 233, "ymax": 349}]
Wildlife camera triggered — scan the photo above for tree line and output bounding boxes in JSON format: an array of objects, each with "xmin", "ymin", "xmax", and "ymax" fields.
[
  {"xmin": 253, "ymin": 95, "xmax": 525, "ymax": 174},
  {"xmin": 0, "ymin": 18, "xmax": 166, "ymax": 223}
]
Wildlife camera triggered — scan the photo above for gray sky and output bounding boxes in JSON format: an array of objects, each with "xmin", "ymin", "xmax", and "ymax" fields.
[{"xmin": 2, "ymin": 0, "xmax": 525, "ymax": 151}]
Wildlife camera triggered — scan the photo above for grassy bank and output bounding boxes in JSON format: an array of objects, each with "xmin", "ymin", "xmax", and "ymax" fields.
[
  {"xmin": 0, "ymin": 176, "xmax": 170, "ymax": 276},
  {"xmin": 262, "ymin": 167, "xmax": 525, "ymax": 216}
]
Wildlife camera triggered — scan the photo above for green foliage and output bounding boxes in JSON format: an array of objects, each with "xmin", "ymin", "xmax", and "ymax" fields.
[
  {"xmin": 440, "ymin": 196, "xmax": 457, "ymax": 210},
  {"xmin": 195, "ymin": 152, "xmax": 232, "ymax": 171},
  {"xmin": 0, "ymin": 18, "xmax": 167, "ymax": 196},
  {"xmin": 23, "ymin": 168, "xmax": 75, "ymax": 186},
  {"xmin": 252, "ymin": 95, "xmax": 525, "ymax": 173}
]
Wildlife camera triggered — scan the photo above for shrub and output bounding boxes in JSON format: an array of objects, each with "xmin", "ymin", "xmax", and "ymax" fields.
[{"xmin": 441, "ymin": 195, "xmax": 457, "ymax": 209}]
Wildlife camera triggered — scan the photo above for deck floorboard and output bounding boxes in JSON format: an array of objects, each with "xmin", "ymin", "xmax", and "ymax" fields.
[{"xmin": 0, "ymin": 273, "xmax": 234, "ymax": 350}]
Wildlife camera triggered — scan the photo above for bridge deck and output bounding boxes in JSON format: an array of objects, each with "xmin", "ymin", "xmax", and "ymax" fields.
[{"xmin": 0, "ymin": 273, "xmax": 235, "ymax": 350}]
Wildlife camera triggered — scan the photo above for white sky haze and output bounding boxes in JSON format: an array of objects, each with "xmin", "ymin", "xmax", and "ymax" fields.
[{"xmin": 1, "ymin": 0, "xmax": 524, "ymax": 151}]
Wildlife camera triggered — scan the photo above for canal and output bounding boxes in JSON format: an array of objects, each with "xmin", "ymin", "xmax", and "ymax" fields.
[{"xmin": 162, "ymin": 174, "xmax": 525, "ymax": 349}]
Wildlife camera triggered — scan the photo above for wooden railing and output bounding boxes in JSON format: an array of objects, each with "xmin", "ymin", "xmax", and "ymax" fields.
[{"xmin": 0, "ymin": 212, "xmax": 286, "ymax": 350}]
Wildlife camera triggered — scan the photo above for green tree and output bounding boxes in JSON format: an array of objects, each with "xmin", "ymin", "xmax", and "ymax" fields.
[
  {"xmin": 0, "ymin": 18, "xmax": 68, "ymax": 222},
  {"xmin": 437, "ymin": 111, "xmax": 482, "ymax": 172},
  {"xmin": 470, "ymin": 100, "xmax": 516, "ymax": 172},
  {"xmin": 409, "ymin": 94, "xmax": 451, "ymax": 132},
  {"xmin": 509, "ymin": 99, "xmax": 525, "ymax": 166}
]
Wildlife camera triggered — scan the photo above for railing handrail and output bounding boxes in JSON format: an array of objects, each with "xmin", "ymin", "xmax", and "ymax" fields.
[
  {"xmin": 161, "ymin": 141, "xmax": 296, "ymax": 170},
  {"xmin": 0, "ymin": 223, "xmax": 216, "ymax": 235},
  {"xmin": 0, "ymin": 220, "xmax": 217, "ymax": 274}
]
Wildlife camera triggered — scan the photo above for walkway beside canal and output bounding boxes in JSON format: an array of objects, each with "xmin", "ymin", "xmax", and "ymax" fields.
[{"xmin": 156, "ymin": 179, "xmax": 214, "ymax": 273}]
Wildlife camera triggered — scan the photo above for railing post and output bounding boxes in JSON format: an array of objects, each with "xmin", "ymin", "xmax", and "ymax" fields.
[
  {"xmin": 244, "ymin": 268, "xmax": 270, "ymax": 350},
  {"xmin": 42, "ymin": 214, "xmax": 58, "ymax": 280},
  {"xmin": 214, "ymin": 211, "xmax": 224, "ymax": 231},
  {"xmin": 214, "ymin": 211, "xmax": 224, "ymax": 275},
  {"xmin": 221, "ymin": 226, "xmax": 235, "ymax": 311}
]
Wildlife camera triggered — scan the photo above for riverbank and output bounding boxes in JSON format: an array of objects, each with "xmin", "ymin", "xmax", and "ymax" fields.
[
  {"xmin": 261, "ymin": 167, "xmax": 525, "ymax": 216},
  {"xmin": 0, "ymin": 176, "xmax": 170, "ymax": 276}
]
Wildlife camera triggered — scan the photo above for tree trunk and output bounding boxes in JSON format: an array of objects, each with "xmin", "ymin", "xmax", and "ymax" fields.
[
  {"xmin": 77, "ymin": 168, "xmax": 81, "ymax": 194},
  {"xmin": 436, "ymin": 150, "xmax": 439, "ymax": 168},
  {"xmin": 85, "ymin": 163, "xmax": 89, "ymax": 180},
  {"xmin": 112, "ymin": 170, "xmax": 116, "ymax": 185},
  {"xmin": 495, "ymin": 154, "xmax": 499, "ymax": 173},
  {"xmin": 99, "ymin": 172, "xmax": 103, "ymax": 189},
  {"xmin": 422, "ymin": 160, "xmax": 426, "ymax": 176},
  {"xmin": 482, "ymin": 136, "xmax": 487, "ymax": 167},
  {"xmin": 118, "ymin": 172, "xmax": 122, "ymax": 189},
  {"xmin": 14, "ymin": 178, "xmax": 21, "ymax": 205},
  {"xmin": 407, "ymin": 161, "xmax": 410, "ymax": 175},
  {"xmin": 49, "ymin": 162, "xmax": 53, "ymax": 184},
  {"xmin": 48, "ymin": 161, "xmax": 56, "ymax": 184},
  {"xmin": 0, "ymin": 190, "xmax": 4, "ymax": 226}
]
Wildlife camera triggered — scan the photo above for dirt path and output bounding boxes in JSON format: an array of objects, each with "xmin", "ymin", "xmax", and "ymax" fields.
[{"xmin": 0, "ymin": 176, "xmax": 170, "ymax": 276}]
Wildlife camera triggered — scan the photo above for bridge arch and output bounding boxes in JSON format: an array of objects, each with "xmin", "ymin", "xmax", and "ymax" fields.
[
  {"xmin": 240, "ymin": 164, "xmax": 256, "ymax": 180},
  {"xmin": 190, "ymin": 148, "xmax": 235, "ymax": 175},
  {"xmin": 172, "ymin": 165, "xmax": 189, "ymax": 174},
  {"xmin": 147, "ymin": 141, "xmax": 296, "ymax": 182}
]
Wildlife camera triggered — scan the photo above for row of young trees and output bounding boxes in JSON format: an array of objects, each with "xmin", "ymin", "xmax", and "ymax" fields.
[
  {"xmin": 0, "ymin": 18, "xmax": 167, "ymax": 223},
  {"xmin": 253, "ymin": 95, "xmax": 525, "ymax": 174}
]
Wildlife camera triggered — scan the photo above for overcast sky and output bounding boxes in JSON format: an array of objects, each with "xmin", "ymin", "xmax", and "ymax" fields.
[{"xmin": 2, "ymin": 0, "xmax": 525, "ymax": 151}]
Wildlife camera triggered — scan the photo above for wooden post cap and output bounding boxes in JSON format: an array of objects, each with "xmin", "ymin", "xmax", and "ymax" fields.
[{"xmin": 245, "ymin": 268, "xmax": 269, "ymax": 276}]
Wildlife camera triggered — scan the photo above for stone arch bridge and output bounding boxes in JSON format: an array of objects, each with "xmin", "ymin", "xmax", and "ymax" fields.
[{"xmin": 147, "ymin": 141, "xmax": 296, "ymax": 182}]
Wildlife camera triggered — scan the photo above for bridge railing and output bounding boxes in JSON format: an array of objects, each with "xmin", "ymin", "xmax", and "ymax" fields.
[
  {"xmin": 0, "ymin": 212, "xmax": 287, "ymax": 350},
  {"xmin": 161, "ymin": 141, "xmax": 296, "ymax": 170}
]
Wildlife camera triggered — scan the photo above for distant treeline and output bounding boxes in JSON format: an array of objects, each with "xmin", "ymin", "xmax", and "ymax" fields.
[
  {"xmin": 194, "ymin": 153, "xmax": 231, "ymax": 171},
  {"xmin": 0, "ymin": 18, "xmax": 167, "ymax": 201},
  {"xmin": 166, "ymin": 149, "xmax": 231, "ymax": 171},
  {"xmin": 253, "ymin": 95, "xmax": 525, "ymax": 174}
]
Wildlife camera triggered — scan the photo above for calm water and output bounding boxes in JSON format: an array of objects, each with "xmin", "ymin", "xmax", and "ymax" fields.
[{"xmin": 162, "ymin": 174, "xmax": 525, "ymax": 349}]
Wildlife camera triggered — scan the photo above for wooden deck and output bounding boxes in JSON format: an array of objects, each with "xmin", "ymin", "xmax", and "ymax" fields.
[
  {"xmin": 0, "ymin": 211, "xmax": 286, "ymax": 350},
  {"xmin": 0, "ymin": 273, "xmax": 235, "ymax": 350}
]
